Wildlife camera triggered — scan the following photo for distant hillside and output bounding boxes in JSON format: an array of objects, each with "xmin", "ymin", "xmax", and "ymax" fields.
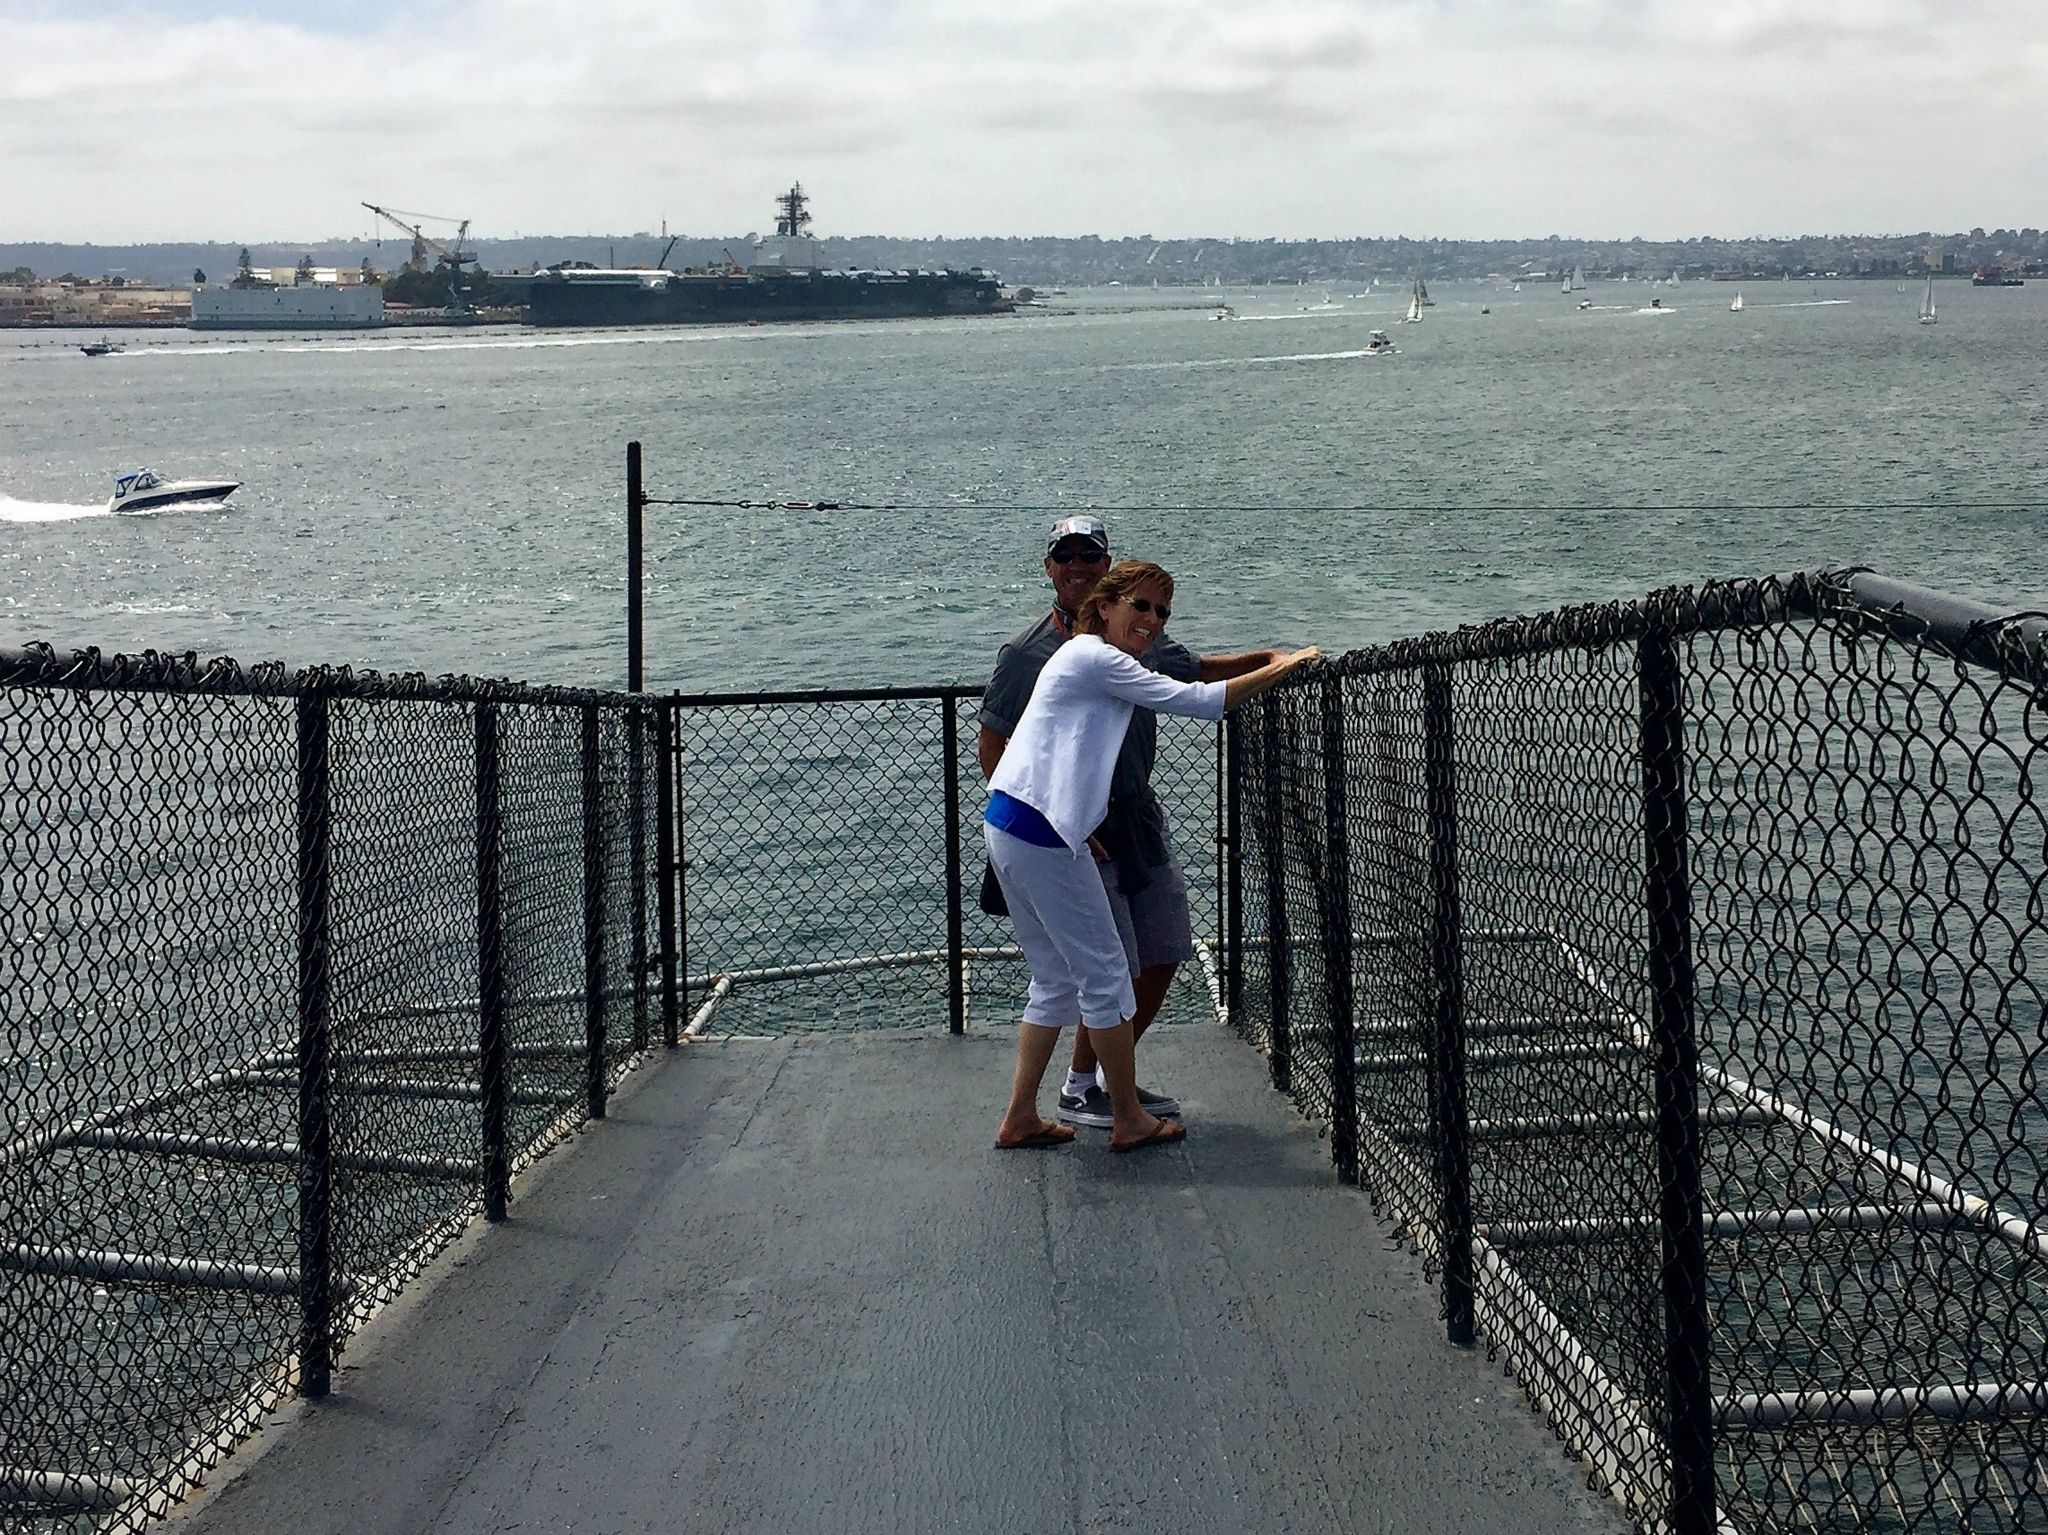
[{"xmin": 3, "ymin": 228, "xmax": 2043, "ymax": 289}]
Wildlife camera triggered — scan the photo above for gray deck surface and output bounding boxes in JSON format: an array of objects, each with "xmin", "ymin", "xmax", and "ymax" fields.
[{"xmin": 167, "ymin": 1026, "xmax": 1623, "ymax": 1535}]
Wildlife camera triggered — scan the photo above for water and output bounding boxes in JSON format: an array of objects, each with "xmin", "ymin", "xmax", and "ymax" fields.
[{"xmin": 3, "ymin": 282, "xmax": 2046, "ymax": 692}]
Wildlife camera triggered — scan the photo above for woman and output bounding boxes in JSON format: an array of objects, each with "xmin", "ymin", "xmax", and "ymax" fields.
[{"xmin": 985, "ymin": 560, "xmax": 1319, "ymax": 1152}]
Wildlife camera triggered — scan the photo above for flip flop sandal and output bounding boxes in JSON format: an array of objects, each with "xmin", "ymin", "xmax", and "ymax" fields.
[
  {"xmin": 995, "ymin": 1124, "xmax": 1077, "ymax": 1150},
  {"xmin": 1111, "ymin": 1120, "xmax": 1187, "ymax": 1154}
]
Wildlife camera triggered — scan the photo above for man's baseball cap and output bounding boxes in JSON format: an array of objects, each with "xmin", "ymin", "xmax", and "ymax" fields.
[{"xmin": 1047, "ymin": 515, "xmax": 1109, "ymax": 555}]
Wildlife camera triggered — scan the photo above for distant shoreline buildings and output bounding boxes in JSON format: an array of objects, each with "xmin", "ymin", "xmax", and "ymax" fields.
[
  {"xmin": 7, "ymin": 225, "xmax": 2046, "ymax": 287},
  {"xmin": 2, "ymin": 227, "xmax": 2042, "ymax": 329}
]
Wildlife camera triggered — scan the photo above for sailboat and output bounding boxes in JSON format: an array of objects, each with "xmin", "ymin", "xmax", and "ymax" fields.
[
  {"xmin": 1918, "ymin": 276, "xmax": 1937, "ymax": 326},
  {"xmin": 1560, "ymin": 272, "xmax": 1571, "ymax": 295},
  {"xmin": 1730, "ymin": 292, "xmax": 1744, "ymax": 313},
  {"xmin": 1415, "ymin": 272, "xmax": 1433, "ymax": 307},
  {"xmin": 1570, "ymin": 265, "xmax": 1585, "ymax": 292},
  {"xmin": 1401, "ymin": 277, "xmax": 1424, "ymax": 324}
]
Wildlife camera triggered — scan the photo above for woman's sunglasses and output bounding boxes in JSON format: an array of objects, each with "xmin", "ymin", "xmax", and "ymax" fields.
[{"xmin": 1126, "ymin": 596, "xmax": 1171, "ymax": 623}]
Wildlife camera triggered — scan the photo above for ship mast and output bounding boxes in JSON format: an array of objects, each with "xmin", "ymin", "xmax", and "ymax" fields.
[{"xmin": 775, "ymin": 184, "xmax": 812, "ymax": 239}]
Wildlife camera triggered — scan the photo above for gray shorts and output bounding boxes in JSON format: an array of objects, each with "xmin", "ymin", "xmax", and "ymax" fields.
[{"xmin": 1098, "ymin": 851, "xmax": 1196, "ymax": 974}]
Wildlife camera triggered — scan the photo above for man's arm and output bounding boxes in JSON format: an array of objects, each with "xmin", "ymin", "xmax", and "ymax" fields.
[
  {"xmin": 977, "ymin": 725, "xmax": 1007, "ymax": 781},
  {"xmin": 1197, "ymin": 647, "xmax": 1285, "ymax": 683}
]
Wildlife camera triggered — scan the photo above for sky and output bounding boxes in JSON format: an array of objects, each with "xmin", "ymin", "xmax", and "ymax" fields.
[{"xmin": 4, "ymin": 0, "xmax": 2045, "ymax": 243}]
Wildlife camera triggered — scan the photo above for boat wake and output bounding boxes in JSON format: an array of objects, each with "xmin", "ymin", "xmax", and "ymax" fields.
[
  {"xmin": 0, "ymin": 496, "xmax": 108, "ymax": 524},
  {"xmin": 1117, "ymin": 348, "xmax": 1397, "ymax": 371},
  {"xmin": 1236, "ymin": 311, "xmax": 1398, "ymax": 325},
  {"xmin": 0, "ymin": 494, "xmax": 233, "ymax": 524}
]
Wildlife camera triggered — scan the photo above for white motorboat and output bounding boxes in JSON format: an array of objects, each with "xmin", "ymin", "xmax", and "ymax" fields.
[
  {"xmin": 108, "ymin": 468, "xmax": 240, "ymax": 514},
  {"xmin": 1363, "ymin": 329, "xmax": 1397, "ymax": 354}
]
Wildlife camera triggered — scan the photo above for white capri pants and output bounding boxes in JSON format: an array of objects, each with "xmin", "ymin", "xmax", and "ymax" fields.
[{"xmin": 985, "ymin": 823, "xmax": 1138, "ymax": 1031}]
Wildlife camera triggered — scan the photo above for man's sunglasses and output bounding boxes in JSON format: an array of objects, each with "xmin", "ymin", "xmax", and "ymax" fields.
[
  {"xmin": 1049, "ymin": 545, "xmax": 1108, "ymax": 565},
  {"xmin": 1127, "ymin": 597, "xmax": 1171, "ymax": 623}
]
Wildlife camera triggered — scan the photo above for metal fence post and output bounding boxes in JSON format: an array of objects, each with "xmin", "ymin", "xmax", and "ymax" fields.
[
  {"xmin": 629, "ymin": 705, "xmax": 650, "ymax": 1052},
  {"xmin": 626, "ymin": 440, "xmax": 644, "ymax": 695},
  {"xmin": 942, "ymin": 697, "xmax": 966, "ymax": 1034},
  {"xmin": 1638, "ymin": 622, "xmax": 1715, "ymax": 1535},
  {"xmin": 474, "ymin": 703, "xmax": 510, "ymax": 1224},
  {"xmin": 1261, "ymin": 699, "xmax": 1292, "ymax": 1091},
  {"xmin": 657, "ymin": 699, "xmax": 680, "ymax": 1047},
  {"xmin": 673, "ymin": 699, "xmax": 690, "ymax": 1016},
  {"xmin": 1224, "ymin": 717, "xmax": 1244, "ymax": 1029},
  {"xmin": 582, "ymin": 703, "xmax": 608, "ymax": 1120},
  {"xmin": 295, "ymin": 688, "xmax": 334, "ymax": 1397},
  {"xmin": 1318, "ymin": 673, "xmax": 1357, "ymax": 1182},
  {"xmin": 1423, "ymin": 665, "xmax": 1475, "ymax": 1348}
]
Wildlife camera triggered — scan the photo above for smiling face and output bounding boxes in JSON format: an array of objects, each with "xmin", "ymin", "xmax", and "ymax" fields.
[
  {"xmin": 1103, "ymin": 580, "xmax": 1172, "ymax": 659},
  {"xmin": 1045, "ymin": 538, "xmax": 1109, "ymax": 613}
]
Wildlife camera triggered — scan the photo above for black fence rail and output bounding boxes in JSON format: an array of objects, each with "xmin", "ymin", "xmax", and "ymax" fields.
[
  {"xmin": 1231, "ymin": 569, "xmax": 2048, "ymax": 1534},
  {"xmin": 0, "ymin": 647, "xmax": 670, "ymax": 1535}
]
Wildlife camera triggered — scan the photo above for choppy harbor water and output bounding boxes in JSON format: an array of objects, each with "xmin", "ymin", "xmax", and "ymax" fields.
[{"xmin": 3, "ymin": 282, "xmax": 2046, "ymax": 688}]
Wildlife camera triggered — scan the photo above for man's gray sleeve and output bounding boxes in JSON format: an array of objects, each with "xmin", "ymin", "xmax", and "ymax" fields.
[
  {"xmin": 978, "ymin": 642, "xmax": 1031, "ymax": 736},
  {"xmin": 1151, "ymin": 633, "xmax": 1202, "ymax": 684}
]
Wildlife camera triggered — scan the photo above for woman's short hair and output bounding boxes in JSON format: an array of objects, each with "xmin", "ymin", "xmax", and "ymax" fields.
[{"xmin": 1076, "ymin": 560, "xmax": 1175, "ymax": 636}]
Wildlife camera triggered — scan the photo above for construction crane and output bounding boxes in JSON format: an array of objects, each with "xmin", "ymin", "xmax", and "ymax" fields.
[{"xmin": 361, "ymin": 202, "xmax": 477, "ymax": 308}]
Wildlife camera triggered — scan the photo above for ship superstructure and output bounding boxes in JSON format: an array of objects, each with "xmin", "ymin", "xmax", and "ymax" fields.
[{"xmin": 524, "ymin": 184, "xmax": 1010, "ymax": 328}]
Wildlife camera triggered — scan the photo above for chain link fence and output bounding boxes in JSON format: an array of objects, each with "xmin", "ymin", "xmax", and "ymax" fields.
[
  {"xmin": 10, "ymin": 560, "xmax": 2045, "ymax": 1535},
  {"xmin": 1, "ymin": 647, "xmax": 666, "ymax": 1535},
  {"xmin": 669, "ymin": 686, "xmax": 1225, "ymax": 1040},
  {"xmin": 1230, "ymin": 568, "xmax": 2048, "ymax": 1534}
]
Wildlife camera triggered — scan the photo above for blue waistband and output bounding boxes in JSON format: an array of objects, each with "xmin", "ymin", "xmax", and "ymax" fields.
[{"xmin": 985, "ymin": 790, "xmax": 1068, "ymax": 850}]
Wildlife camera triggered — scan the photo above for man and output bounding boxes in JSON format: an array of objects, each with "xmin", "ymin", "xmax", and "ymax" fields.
[{"xmin": 978, "ymin": 514, "xmax": 1282, "ymax": 1128}]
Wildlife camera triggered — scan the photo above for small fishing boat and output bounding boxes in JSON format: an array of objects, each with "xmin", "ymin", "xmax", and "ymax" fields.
[{"xmin": 107, "ymin": 468, "xmax": 240, "ymax": 514}]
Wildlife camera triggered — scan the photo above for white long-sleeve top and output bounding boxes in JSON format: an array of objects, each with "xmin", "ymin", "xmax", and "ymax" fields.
[{"xmin": 989, "ymin": 633, "xmax": 1226, "ymax": 852}]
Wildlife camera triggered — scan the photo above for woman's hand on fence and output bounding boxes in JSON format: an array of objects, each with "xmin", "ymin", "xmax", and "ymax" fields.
[{"xmin": 1224, "ymin": 646, "xmax": 1321, "ymax": 711}]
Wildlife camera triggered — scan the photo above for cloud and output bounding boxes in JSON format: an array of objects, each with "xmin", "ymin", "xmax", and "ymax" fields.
[{"xmin": 2, "ymin": 0, "xmax": 2044, "ymax": 240}]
